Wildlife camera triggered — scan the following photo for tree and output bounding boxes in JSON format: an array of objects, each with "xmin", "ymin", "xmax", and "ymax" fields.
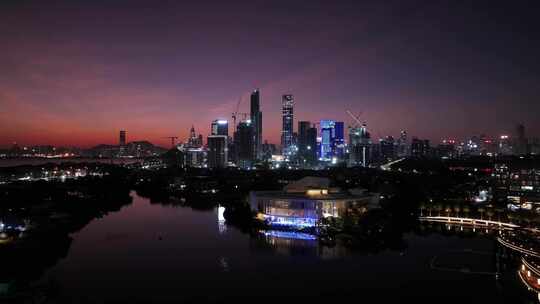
[
  {"xmin": 453, "ymin": 205, "xmax": 461, "ymax": 218},
  {"xmin": 486, "ymin": 209, "xmax": 494, "ymax": 221},
  {"xmin": 463, "ymin": 205, "xmax": 470, "ymax": 218},
  {"xmin": 478, "ymin": 207, "xmax": 485, "ymax": 220}
]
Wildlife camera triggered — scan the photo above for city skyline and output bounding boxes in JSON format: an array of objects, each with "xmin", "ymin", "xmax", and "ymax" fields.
[{"xmin": 1, "ymin": 1, "xmax": 540, "ymax": 148}]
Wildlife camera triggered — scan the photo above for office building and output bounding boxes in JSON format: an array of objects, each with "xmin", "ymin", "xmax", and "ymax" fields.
[
  {"xmin": 119, "ymin": 130, "xmax": 126, "ymax": 146},
  {"xmin": 379, "ymin": 136, "xmax": 395, "ymax": 161},
  {"xmin": 119, "ymin": 130, "xmax": 127, "ymax": 156},
  {"xmin": 348, "ymin": 122, "xmax": 372, "ymax": 167},
  {"xmin": 320, "ymin": 120, "xmax": 335, "ymax": 160},
  {"xmin": 235, "ymin": 120, "xmax": 254, "ymax": 169},
  {"xmin": 411, "ymin": 137, "xmax": 430, "ymax": 157},
  {"xmin": 298, "ymin": 121, "xmax": 317, "ymax": 166},
  {"xmin": 262, "ymin": 140, "xmax": 278, "ymax": 161},
  {"xmin": 211, "ymin": 120, "xmax": 228, "ymax": 136},
  {"xmin": 396, "ymin": 130, "xmax": 408, "ymax": 157},
  {"xmin": 515, "ymin": 123, "xmax": 528, "ymax": 155},
  {"xmin": 250, "ymin": 89, "xmax": 263, "ymax": 160},
  {"xmin": 333, "ymin": 121, "xmax": 345, "ymax": 160},
  {"xmin": 207, "ymin": 135, "xmax": 228, "ymax": 168},
  {"xmin": 281, "ymin": 94, "xmax": 294, "ymax": 156},
  {"xmin": 187, "ymin": 125, "xmax": 203, "ymax": 148}
]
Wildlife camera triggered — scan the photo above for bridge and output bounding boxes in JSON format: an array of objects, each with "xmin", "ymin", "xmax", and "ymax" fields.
[
  {"xmin": 497, "ymin": 235, "xmax": 540, "ymax": 258},
  {"xmin": 419, "ymin": 216, "xmax": 520, "ymax": 229},
  {"xmin": 380, "ymin": 158, "xmax": 405, "ymax": 171}
]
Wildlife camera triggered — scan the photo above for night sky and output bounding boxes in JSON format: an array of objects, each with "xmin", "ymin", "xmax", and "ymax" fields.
[{"xmin": 1, "ymin": 0, "xmax": 539, "ymax": 148}]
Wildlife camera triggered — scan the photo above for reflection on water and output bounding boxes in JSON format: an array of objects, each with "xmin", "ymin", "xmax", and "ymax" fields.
[{"xmin": 0, "ymin": 192, "xmax": 537, "ymax": 303}]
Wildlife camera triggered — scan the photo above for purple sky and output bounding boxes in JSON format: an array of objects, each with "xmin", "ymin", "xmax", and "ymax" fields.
[{"xmin": 1, "ymin": 0, "xmax": 539, "ymax": 148}]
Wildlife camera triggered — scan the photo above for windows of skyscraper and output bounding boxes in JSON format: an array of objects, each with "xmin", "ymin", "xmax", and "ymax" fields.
[
  {"xmin": 348, "ymin": 122, "xmax": 371, "ymax": 167},
  {"xmin": 281, "ymin": 94, "xmax": 294, "ymax": 156},
  {"xmin": 298, "ymin": 121, "xmax": 317, "ymax": 166},
  {"xmin": 211, "ymin": 120, "xmax": 228, "ymax": 137},
  {"xmin": 333, "ymin": 121, "xmax": 345, "ymax": 160},
  {"xmin": 319, "ymin": 120, "xmax": 335, "ymax": 161},
  {"xmin": 235, "ymin": 120, "xmax": 254, "ymax": 169},
  {"xmin": 250, "ymin": 89, "xmax": 263, "ymax": 160},
  {"xmin": 207, "ymin": 135, "xmax": 228, "ymax": 168},
  {"xmin": 411, "ymin": 137, "xmax": 430, "ymax": 157}
]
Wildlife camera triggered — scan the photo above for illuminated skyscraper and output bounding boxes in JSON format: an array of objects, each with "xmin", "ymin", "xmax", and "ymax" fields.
[
  {"xmin": 281, "ymin": 94, "xmax": 294, "ymax": 155},
  {"xmin": 250, "ymin": 89, "xmax": 263, "ymax": 160},
  {"xmin": 334, "ymin": 121, "xmax": 345, "ymax": 160},
  {"xmin": 211, "ymin": 120, "xmax": 228, "ymax": 136},
  {"xmin": 320, "ymin": 120, "xmax": 335, "ymax": 160}
]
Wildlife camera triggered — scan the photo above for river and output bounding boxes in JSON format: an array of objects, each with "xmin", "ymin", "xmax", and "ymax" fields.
[{"xmin": 29, "ymin": 192, "xmax": 536, "ymax": 303}]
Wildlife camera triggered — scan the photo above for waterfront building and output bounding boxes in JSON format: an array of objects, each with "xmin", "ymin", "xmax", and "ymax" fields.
[
  {"xmin": 281, "ymin": 94, "xmax": 294, "ymax": 156},
  {"xmin": 493, "ymin": 161, "xmax": 540, "ymax": 209},
  {"xmin": 250, "ymin": 177, "xmax": 379, "ymax": 229},
  {"xmin": 250, "ymin": 89, "xmax": 263, "ymax": 160},
  {"xmin": 207, "ymin": 135, "xmax": 228, "ymax": 168}
]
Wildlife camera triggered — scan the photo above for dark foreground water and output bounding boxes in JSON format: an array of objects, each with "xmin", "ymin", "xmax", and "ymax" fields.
[{"xmin": 32, "ymin": 193, "xmax": 537, "ymax": 303}]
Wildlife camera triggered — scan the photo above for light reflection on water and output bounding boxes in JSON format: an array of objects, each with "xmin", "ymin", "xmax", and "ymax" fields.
[{"xmin": 31, "ymin": 193, "xmax": 535, "ymax": 303}]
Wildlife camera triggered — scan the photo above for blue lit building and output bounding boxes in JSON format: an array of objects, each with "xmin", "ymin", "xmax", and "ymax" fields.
[
  {"xmin": 250, "ymin": 177, "xmax": 379, "ymax": 230},
  {"xmin": 333, "ymin": 121, "xmax": 345, "ymax": 160},
  {"xmin": 320, "ymin": 120, "xmax": 335, "ymax": 160}
]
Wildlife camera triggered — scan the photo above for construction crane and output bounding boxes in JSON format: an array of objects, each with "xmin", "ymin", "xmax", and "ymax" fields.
[
  {"xmin": 346, "ymin": 110, "xmax": 363, "ymax": 129},
  {"xmin": 346, "ymin": 110, "xmax": 384, "ymax": 140},
  {"xmin": 231, "ymin": 95, "xmax": 249, "ymax": 128},
  {"xmin": 163, "ymin": 136, "xmax": 179, "ymax": 148}
]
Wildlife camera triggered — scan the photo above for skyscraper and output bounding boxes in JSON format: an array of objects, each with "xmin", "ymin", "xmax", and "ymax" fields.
[
  {"xmin": 379, "ymin": 136, "xmax": 396, "ymax": 161},
  {"xmin": 320, "ymin": 120, "xmax": 335, "ymax": 160},
  {"xmin": 298, "ymin": 121, "xmax": 316, "ymax": 166},
  {"xmin": 119, "ymin": 130, "xmax": 126, "ymax": 156},
  {"xmin": 334, "ymin": 121, "xmax": 345, "ymax": 160},
  {"xmin": 281, "ymin": 94, "xmax": 294, "ymax": 156},
  {"xmin": 250, "ymin": 89, "xmax": 263, "ymax": 160},
  {"xmin": 119, "ymin": 130, "xmax": 126, "ymax": 146},
  {"xmin": 211, "ymin": 120, "xmax": 228, "ymax": 136},
  {"xmin": 397, "ymin": 130, "xmax": 408, "ymax": 157},
  {"xmin": 411, "ymin": 137, "xmax": 430, "ymax": 157},
  {"xmin": 187, "ymin": 125, "xmax": 202, "ymax": 148},
  {"xmin": 515, "ymin": 123, "xmax": 527, "ymax": 155},
  {"xmin": 235, "ymin": 120, "xmax": 254, "ymax": 169},
  {"xmin": 348, "ymin": 122, "xmax": 371, "ymax": 167},
  {"xmin": 207, "ymin": 135, "xmax": 228, "ymax": 168}
]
